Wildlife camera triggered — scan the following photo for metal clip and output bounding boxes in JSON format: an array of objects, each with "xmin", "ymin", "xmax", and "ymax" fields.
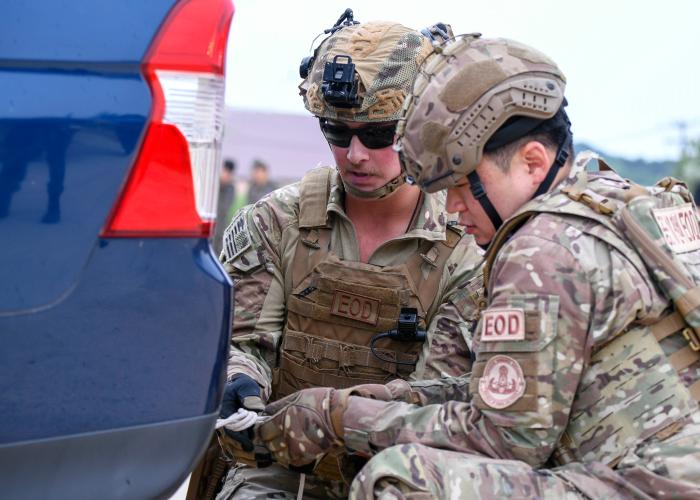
[
  {"xmin": 682, "ymin": 327, "xmax": 700, "ymax": 352},
  {"xmin": 420, "ymin": 247, "xmax": 439, "ymax": 267},
  {"xmin": 301, "ymin": 238, "xmax": 320, "ymax": 249},
  {"xmin": 298, "ymin": 286, "xmax": 317, "ymax": 298}
]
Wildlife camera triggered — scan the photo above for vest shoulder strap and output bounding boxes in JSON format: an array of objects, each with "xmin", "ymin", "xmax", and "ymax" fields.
[
  {"xmin": 407, "ymin": 224, "xmax": 465, "ymax": 312},
  {"xmin": 292, "ymin": 167, "xmax": 334, "ymax": 288},
  {"xmin": 299, "ymin": 166, "xmax": 333, "ymax": 228},
  {"xmin": 483, "ymin": 211, "xmax": 535, "ymax": 287}
]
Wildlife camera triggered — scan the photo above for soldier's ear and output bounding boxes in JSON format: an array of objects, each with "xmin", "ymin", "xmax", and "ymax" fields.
[{"xmin": 519, "ymin": 141, "xmax": 550, "ymax": 186}]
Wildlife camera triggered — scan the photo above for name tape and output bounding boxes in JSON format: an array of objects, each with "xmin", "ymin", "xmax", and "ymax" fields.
[
  {"xmin": 481, "ymin": 308, "xmax": 525, "ymax": 342},
  {"xmin": 653, "ymin": 203, "xmax": 700, "ymax": 254},
  {"xmin": 331, "ymin": 290, "xmax": 380, "ymax": 325}
]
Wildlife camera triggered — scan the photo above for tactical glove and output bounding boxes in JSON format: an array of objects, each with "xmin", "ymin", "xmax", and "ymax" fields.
[
  {"xmin": 255, "ymin": 387, "xmax": 347, "ymax": 468},
  {"xmin": 219, "ymin": 374, "xmax": 264, "ymax": 452}
]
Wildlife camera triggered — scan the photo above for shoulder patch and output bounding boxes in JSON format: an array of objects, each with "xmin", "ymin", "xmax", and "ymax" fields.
[
  {"xmin": 481, "ymin": 308, "xmax": 525, "ymax": 342},
  {"xmin": 224, "ymin": 211, "xmax": 252, "ymax": 262},
  {"xmin": 652, "ymin": 203, "xmax": 700, "ymax": 254},
  {"xmin": 478, "ymin": 355, "xmax": 526, "ymax": 409}
]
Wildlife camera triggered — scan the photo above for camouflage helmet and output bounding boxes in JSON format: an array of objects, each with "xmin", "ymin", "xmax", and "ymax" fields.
[
  {"xmin": 397, "ymin": 36, "xmax": 567, "ymax": 193},
  {"xmin": 299, "ymin": 19, "xmax": 435, "ymax": 123}
]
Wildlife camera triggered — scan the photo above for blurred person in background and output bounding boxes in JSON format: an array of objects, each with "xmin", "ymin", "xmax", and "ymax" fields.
[
  {"xmin": 213, "ymin": 158, "xmax": 237, "ymax": 255},
  {"xmin": 246, "ymin": 159, "xmax": 277, "ymax": 204}
]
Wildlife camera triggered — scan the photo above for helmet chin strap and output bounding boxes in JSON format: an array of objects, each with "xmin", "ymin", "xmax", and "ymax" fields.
[
  {"xmin": 531, "ymin": 138, "xmax": 570, "ymax": 199},
  {"xmin": 467, "ymin": 138, "xmax": 571, "ymax": 235},
  {"xmin": 341, "ymin": 173, "xmax": 406, "ymax": 200},
  {"xmin": 466, "ymin": 170, "xmax": 503, "ymax": 231}
]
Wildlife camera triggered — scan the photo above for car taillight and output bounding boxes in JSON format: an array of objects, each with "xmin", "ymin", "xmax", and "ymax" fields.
[{"xmin": 101, "ymin": 0, "xmax": 234, "ymax": 238}]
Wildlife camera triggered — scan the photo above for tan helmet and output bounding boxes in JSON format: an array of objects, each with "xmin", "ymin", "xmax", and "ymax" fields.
[
  {"xmin": 397, "ymin": 36, "xmax": 567, "ymax": 193},
  {"xmin": 299, "ymin": 18, "xmax": 435, "ymax": 124},
  {"xmin": 299, "ymin": 12, "xmax": 450, "ymax": 200}
]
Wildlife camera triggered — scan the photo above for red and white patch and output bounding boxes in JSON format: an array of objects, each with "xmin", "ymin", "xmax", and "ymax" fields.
[
  {"xmin": 478, "ymin": 355, "xmax": 526, "ymax": 409},
  {"xmin": 481, "ymin": 308, "xmax": 525, "ymax": 342},
  {"xmin": 653, "ymin": 203, "xmax": 700, "ymax": 254}
]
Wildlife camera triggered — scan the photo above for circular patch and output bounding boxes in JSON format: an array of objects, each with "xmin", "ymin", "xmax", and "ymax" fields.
[{"xmin": 478, "ymin": 355, "xmax": 526, "ymax": 409}]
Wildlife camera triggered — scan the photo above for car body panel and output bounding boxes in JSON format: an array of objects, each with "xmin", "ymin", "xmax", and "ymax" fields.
[{"xmin": 0, "ymin": 2, "xmax": 233, "ymax": 498}]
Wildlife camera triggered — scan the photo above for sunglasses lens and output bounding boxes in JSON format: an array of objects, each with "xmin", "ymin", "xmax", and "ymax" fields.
[
  {"xmin": 319, "ymin": 120, "xmax": 396, "ymax": 149},
  {"xmin": 357, "ymin": 125, "xmax": 395, "ymax": 149},
  {"xmin": 320, "ymin": 121, "xmax": 352, "ymax": 147}
]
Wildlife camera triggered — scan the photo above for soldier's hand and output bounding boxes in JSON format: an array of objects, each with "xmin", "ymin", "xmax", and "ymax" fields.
[
  {"xmin": 219, "ymin": 374, "xmax": 264, "ymax": 452},
  {"xmin": 255, "ymin": 387, "xmax": 346, "ymax": 468}
]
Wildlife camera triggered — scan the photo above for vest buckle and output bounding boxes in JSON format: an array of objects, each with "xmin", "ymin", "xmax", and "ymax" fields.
[
  {"xmin": 551, "ymin": 430, "xmax": 577, "ymax": 466},
  {"xmin": 682, "ymin": 327, "xmax": 700, "ymax": 352},
  {"xmin": 420, "ymin": 246, "xmax": 439, "ymax": 267},
  {"xmin": 301, "ymin": 229, "xmax": 321, "ymax": 249},
  {"xmin": 338, "ymin": 345, "xmax": 355, "ymax": 370}
]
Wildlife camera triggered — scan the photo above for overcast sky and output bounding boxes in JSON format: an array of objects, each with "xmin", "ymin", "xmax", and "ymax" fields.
[{"xmin": 224, "ymin": 0, "xmax": 700, "ymax": 161}]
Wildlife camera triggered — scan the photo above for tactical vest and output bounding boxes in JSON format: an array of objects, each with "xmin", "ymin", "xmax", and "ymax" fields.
[
  {"xmin": 483, "ymin": 153, "xmax": 700, "ymax": 468},
  {"xmin": 273, "ymin": 167, "xmax": 462, "ymax": 401}
]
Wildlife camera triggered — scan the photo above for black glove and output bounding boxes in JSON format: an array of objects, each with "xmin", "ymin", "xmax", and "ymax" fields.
[{"xmin": 219, "ymin": 374, "xmax": 264, "ymax": 452}]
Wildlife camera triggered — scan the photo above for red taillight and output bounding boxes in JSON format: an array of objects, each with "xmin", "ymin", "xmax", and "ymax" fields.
[{"xmin": 101, "ymin": 0, "xmax": 234, "ymax": 238}]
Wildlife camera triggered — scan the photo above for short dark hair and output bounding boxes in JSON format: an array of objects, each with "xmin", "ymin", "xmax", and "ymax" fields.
[
  {"xmin": 252, "ymin": 159, "xmax": 268, "ymax": 171},
  {"xmin": 223, "ymin": 159, "xmax": 235, "ymax": 172},
  {"xmin": 484, "ymin": 108, "xmax": 573, "ymax": 172}
]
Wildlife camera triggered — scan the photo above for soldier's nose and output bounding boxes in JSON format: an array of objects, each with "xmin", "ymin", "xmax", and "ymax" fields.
[
  {"xmin": 346, "ymin": 135, "xmax": 369, "ymax": 163},
  {"xmin": 446, "ymin": 187, "xmax": 467, "ymax": 214}
]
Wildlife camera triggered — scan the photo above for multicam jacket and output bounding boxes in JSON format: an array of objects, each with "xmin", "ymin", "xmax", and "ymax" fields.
[
  {"xmin": 220, "ymin": 167, "xmax": 484, "ymax": 402},
  {"xmin": 341, "ymin": 159, "xmax": 700, "ymax": 497}
]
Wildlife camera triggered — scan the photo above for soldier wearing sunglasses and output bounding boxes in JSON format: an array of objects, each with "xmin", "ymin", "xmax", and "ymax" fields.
[{"xmin": 213, "ymin": 11, "xmax": 484, "ymax": 499}]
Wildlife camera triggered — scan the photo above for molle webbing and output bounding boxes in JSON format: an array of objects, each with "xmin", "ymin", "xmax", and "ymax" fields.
[
  {"xmin": 553, "ymin": 326, "xmax": 696, "ymax": 467},
  {"xmin": 281, "ymin": 331, "xmax": 416, "ymax": 376},
  {"xmin": 287, "ymin": 276, "xmax": 406, "ymax": 333},
  {"xmin": 613, "ymin": 192, "xmax": 700, "ymax": 399},
  {"xmin": 292, "ymin": 225, "xmax": 462, "ymax": 315},
  {"xmin": 562, "ymin": 174, "xmax": 700, "ymax": 401},
  {"xmin": 280, "ymin": 166, "xmax": 464, "ymax": 403},
  {"xmin": 276, "ymin": 355, "xmax": 395, "ymax": 392},
  {"xmin": 651, "ymin": 311, "xmax": 688, "ymax": 341},
  {"xmin": 652, "ymin": 311, "xmax": 700, "ymax": 400}
]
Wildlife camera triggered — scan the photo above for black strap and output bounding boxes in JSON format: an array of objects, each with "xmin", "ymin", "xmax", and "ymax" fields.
[
  {"xmin": 532, "ymin": 138, "xmax": 570, "ymax": 199},
  {"xmin": 483, "ymin": 116, "xmax": 545, "ymax": 153},
  {"xmin": 467, "ymin": 170, "xmax": 503, "ymax": 230}
]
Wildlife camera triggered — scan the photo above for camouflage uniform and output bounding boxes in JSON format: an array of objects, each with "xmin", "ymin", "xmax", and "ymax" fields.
[
  {"xmin": 253, "ymin": 34, "xmax": 700, "ymax": 499},
  {"xmin": 217, "ymin": 167, "xmax": 483, "ymax": 499},
  {"xmin": 340, "ymin": 159, "xmax": 700, "ymax": 499}
]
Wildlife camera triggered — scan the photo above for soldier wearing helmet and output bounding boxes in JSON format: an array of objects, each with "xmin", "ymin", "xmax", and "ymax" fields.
[
  {"xmin": 206, "ymin": 12, "xmax": 485, "ymax": 500},
  {"xmin": 255, "ymin": 35, "xmax": 700, "ymax": 498}
]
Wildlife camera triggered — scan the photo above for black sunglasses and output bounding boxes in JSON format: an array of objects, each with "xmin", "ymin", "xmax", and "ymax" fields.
[{"xmin": 319, "ymin": 119, "xmax": 396, "ymax": 149}]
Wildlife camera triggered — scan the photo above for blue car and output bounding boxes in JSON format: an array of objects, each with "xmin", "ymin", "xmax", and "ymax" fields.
[{"xmin": 0, "ymin": 1, "xmax": 234, "ymax": 498}]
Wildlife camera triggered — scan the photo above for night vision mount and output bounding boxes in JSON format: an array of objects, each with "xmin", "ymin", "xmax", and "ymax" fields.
[
  {"xmin": 320, "ymin": 54, "xmax": 359, "ymax": 108},
  {"xmin": 299, "ymin": 9, "xmax": 360, "ymax": 82}
]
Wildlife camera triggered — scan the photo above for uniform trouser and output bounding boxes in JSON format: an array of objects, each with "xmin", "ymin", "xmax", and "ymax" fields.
[
  {"xmin": 215, "ymin": 463, "xmax": 349, "ymax": 500},
  {"xmin": 347, "ymin": 443, "xmax": 697, "ymax": 500}
]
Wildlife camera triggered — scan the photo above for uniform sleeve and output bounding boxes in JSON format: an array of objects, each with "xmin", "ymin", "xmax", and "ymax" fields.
[
  {"xmin": 343, "ymin": 233, "xmax": 595, "ymax": 466},
  {"xmin": 220, "ymin": 202, "xmax": 287, "ymax": 402},
  {"xmin": 414, "ymin": 233, "xmax": 484, "ymax": 382},
  {"xmin": 404, "ymin": 373, "xmax": 472, "ymax": 405}
]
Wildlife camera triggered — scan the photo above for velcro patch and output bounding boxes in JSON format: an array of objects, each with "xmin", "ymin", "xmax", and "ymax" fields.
[
  {"xmin": 478, "ymin": 355, "xmax": 526, "ymax": 409},
  {"xmin": 481, "ymin": 308, "xmax": 525, "ymax": 342},
  {"xmin": 330, "ymin": 290, "xmax": 380, "ymax": 325},
  {"xmin": 653, "ymin": 203, "xmax": 700, "ymax": 253},
  {"xmin": 224, "ymin": 211, "xmax": 252, "ymax": 262}
]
